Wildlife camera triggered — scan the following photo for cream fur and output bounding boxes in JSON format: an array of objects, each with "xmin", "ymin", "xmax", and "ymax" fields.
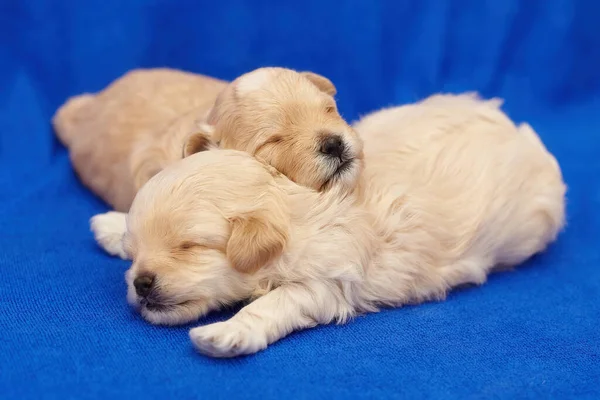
[
  {"xmin": 204, "ymin": 67, "xmax": 362, "ymax": 193},
  {"xmin": 54, "ymin": 67, "xmax": 362, "ymax": 212},
  {"xmin": 91, "ymin": 93, "xmax": 566, "ymax": 358},
  {"xmin": 90, "ymin": 212, "xmax": 129, "ymax": 260},
  {"xmin": 53, "ymin": 68, "xmax": 226, "ymax": 212}
]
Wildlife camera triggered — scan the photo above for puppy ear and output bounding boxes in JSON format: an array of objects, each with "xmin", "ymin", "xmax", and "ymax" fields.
[
  {"xmin": 300, "ymin": 72, "xmax": 337, "ymax": 96},
  {"xmin": 226, "ymin": 209, "xmax": 289, "ymax": 274},
  {"xmin": 182, "ymin": 125, "xmax": 215, "ymax": 158}
]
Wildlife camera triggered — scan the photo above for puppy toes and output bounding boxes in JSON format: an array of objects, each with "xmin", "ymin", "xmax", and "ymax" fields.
[
  {"xmin": 189, "ymin": 321, "xmax": 268, "ymax": 358},
  {"xmin": 90, "ymin": 212, "xmax": 129, "ymax": 260}
]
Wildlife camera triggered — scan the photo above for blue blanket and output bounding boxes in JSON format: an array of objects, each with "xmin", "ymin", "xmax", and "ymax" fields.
[{"xmin": 1, "ymin": 1, "xmax": 598, "ymax": 398}]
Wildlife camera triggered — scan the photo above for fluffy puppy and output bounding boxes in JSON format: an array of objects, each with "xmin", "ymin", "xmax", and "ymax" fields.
[
  {"xmin": 353, "ymin": 93, "xmax": 566, "ymax": 270},
  {"xmin": 193, "ymin": 67, "xmax": 362, "ymax": 193},
  {"xmin": 53, "ymin": 68, "xmax": 226, "ymax": 212},
  {"xmin": 90, "ymin": 93, "xmax": 565, "ymax": 357},
  {"xmin": 53, "ymin": 67, "xmax": 362, "ymax": 212}
]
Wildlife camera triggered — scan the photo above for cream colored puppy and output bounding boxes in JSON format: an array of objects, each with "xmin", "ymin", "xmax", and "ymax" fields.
[
  {"xmin": 196, "ymin": 67, "xmax": 363, "ymax": 194},
  {"xmin": 90, "ymin": 93, "xmax": 565, "ymax": 357},
  {"xmin": 54, "ymin": 67, "xmax": 363, "ymax": 212},
  {"xmin": 54, "ymin": 68, "xmax": 226, "ymax": 212},
  {"xmin": 353, "ymin": 93, "xmax": 566, "ymax": 271}
]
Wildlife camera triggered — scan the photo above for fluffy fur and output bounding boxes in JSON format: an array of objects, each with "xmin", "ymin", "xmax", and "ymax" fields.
[
  {"xmin": 54, "ymin": 67, "xmax": 362, "ymax": 211},
  {"xmin": 53, "ymin": 68, "xmax": 226, "ymax": 211},
  {"xmin": 91, "ymin": 93, "xmax": 566, "ymax": 358}
]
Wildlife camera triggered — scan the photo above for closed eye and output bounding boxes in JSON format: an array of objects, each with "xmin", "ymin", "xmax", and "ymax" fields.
[
  {"xmin": 178, "ymin": 241, "xmax": 207, "ymax": 251},
  {"xmin": 172, "ymin": 241, "xmax": 225, "ymax": 259},
  {"xmin": 255, "ymin": 135, "xmax": 284, "ymax": 154},
  {"xmin": 264, "ymin": 135, "xmax": 283, "ymax": 145},
  {"xmin": 325, "ymin": 105, "xmax": 336, "ymax": 114}
]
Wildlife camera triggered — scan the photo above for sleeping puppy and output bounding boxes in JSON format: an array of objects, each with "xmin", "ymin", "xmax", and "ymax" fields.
[
  {"xmin": 53, "ymin": 67, "xmax": 363, "ymax": 212},
  {"xmin": 53, "ymin": 68, "xmax": 226, "ymax": 212},
  {"xmin": 193, "ymin": 67, "xmax": 362, "ymax": 194},
  {"xmin": 90, "ymin": 94, "xmax": 565, "ymax": 357}
]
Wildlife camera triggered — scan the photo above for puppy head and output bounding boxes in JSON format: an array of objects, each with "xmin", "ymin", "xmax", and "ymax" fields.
[
  {"xmin": 123, "ymin": 150, "xmax": 290, "ymax": 325},
  {"xmin": 184, "ymin": 67, "xmax": 363, "ymax": 193}
]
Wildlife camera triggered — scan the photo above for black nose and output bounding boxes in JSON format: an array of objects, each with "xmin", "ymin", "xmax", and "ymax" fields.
[
  {"xmin": 320, "ymin": 135, "xmax": 345, "ymax": 160},
  {"xmin": 133, "ymin": 275, "xmax": 155, "ymax": 298}
]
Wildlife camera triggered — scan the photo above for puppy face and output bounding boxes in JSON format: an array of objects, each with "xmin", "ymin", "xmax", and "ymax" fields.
[
  {"xmin": 185, "ymin": 68, "xmax": 363, "ymax": 193},
  {"xmin": 123, "ymin": 150, "xmax": 290, "ymax": 325}
]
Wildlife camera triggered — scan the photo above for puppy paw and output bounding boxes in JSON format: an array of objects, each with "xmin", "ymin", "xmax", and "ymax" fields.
[
  {"xmin": 90, "ymin": 212, "xmax": 129, "ymax": 260},
  {"xmin": 189, "ymin": 320, "xmax": 268, "ymax": 358}
]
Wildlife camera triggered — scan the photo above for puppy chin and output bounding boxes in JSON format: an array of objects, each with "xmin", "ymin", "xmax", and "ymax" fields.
[
  {"xmin": 321, "ymin": 158, "xmax": 362, "ymax": 193},
  {"xmin": 139, "ymin": 303, "xmax": 207, "ymax": 326},
  {"xmin": 129, "ymin": 292, "xmax": 211, "ymax": 326},
  {"xmin": 338, "ymin": 158, "xmax": 362, "ymax": 191},
  {"xmin": 124, "ymin": 270, "xmax": 209, "ymax": 326}
]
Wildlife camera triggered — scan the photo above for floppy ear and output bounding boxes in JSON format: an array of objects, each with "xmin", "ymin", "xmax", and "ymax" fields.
[
  {"xmin": 182, "ymin": 126, "xmax": 215, "ymax": 158},
  {"xmin": 226, "ymin": 209, "xmax": 289, "ymax": 274},
  {"xmin": 300, "ymin": 71, "xmax": 337, "ymax": 96}
]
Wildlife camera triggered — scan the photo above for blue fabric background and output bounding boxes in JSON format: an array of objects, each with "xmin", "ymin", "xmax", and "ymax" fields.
[{"xmin": 1, "ymin": 0, "xmax": 599, "ymax": 398}]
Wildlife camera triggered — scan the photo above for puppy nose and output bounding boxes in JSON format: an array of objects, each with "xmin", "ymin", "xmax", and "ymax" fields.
[
  {"xmin": 133, "ymin": 275, "xmax": 155, "ymax": 298},
  {"xmin": 320, "ymin": 135, "xmax": 345, "ymax": 159}
]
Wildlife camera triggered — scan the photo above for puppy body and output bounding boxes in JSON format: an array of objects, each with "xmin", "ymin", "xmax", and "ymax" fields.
[
  {"xmin": 54, "ymin": 67, "xmax": 362, "ymax": 211},
  {"xmin": 353, "ymin": 93, "xmax": 566, "ymax": 274},
  {"xmin": 91, "ymin": 93, "xmax": 565, "ymax": 357},
  {"xmin": 54, "ymin": 68, "xmax": 226, "ymax": 211}
]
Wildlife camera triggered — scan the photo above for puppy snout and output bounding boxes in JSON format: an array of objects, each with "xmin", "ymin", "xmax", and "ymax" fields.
[
  {"xmin": 320, "ymin": 135, "xmax": 345, "ymax": 160},
  {"xmin": 133, "ymin": 274, "xmax": 155, "ymax": 298}
]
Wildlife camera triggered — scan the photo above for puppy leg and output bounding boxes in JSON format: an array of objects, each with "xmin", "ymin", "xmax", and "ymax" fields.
[
  {"xmin": 90, "ymin": 211, "xmax": 129, "ymax": 260},
  {"xmin": 189, "ymin": 281, "xmax": 350, "ymax": 358}
]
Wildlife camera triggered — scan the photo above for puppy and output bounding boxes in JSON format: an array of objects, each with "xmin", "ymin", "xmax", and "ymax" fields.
[
  {"xmin": 53, "ymin": 68, "xmax": 226, "ymax": 212},
  {"xmin": 353, "ymin": 93, "xmax": 566, "ymax": 270},
  {"xmin": 54, "ymin": 67, "xmax": 362, "ymax": 212},
  {"xmin": 90, "ymin": 93, "xmax": 565, "ymax": 356}
]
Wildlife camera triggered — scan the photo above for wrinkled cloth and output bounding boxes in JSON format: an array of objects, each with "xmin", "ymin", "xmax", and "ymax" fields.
[{"xmin": 1, "ymin": 1, "xmax": 598, "ymax": 398}]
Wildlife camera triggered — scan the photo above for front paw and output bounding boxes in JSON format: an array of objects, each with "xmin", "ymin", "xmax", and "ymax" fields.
[
  {"xmin": 90, "ymin": 212, "xmax": 128, "ymax": 260},
  {"xmin": 189, "ymin": 320, "xmax": 268, "ymax": 358}
]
